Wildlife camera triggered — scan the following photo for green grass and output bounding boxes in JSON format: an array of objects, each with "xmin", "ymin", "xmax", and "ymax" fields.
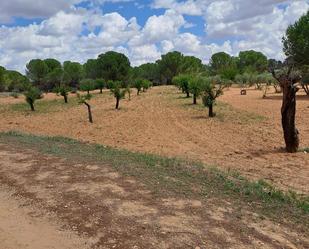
[{"xmin": 0, "ymin": 131, "xmax": 308, "ymax": 229}]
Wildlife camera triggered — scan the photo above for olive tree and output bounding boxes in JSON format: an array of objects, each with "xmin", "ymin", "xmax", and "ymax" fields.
[
  {"xmin": 142, "ymin": 79, "xmax": 151, "ymax": 92},
  {"xmin": 134, "ymin": 79, "xmax": 143, "ymax": 95},
  {"xmin": 110, "ymin": 81, "xmax": 126, "ymax": 109},
  {"xmin": 269, "ymin": 10, "xmax": 309, "ymax": 153},
  {"xmin": 24, "ymin": 86, "xmax": 43, "ymax": 111},
  {"xmin": 201, "ymin": 76, "xmax": 226, "ymax": 117},
  {"xmin": 77, "ymin": 93, "xmax": 93, "ymax": 123},
  {"xmin": 188, "ymin": 76, "xmax": 202, "ymax": 105},
  {"xmin": 95, "ymin": 79, "xmax": 105, "ymax": 94},
  {"xmin": 79, "ymin": 79, "xmax": 95, "ymax": 95},
  {"xmin": 173, "ymin": 74, "xmax": 191, "ymax": 98},
  {"xmin": 54, "ymin": 84, "xmax": 71, "ymax": 103}
]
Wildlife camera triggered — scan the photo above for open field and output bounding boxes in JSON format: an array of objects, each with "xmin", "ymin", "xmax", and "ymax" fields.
[
  {"xmin": 0, "ymin": 86, "xmax": 308, "ymax": 194},
  {"xmin": 0, "ymin": 132, "xmax": 308, "ymax": 248}
]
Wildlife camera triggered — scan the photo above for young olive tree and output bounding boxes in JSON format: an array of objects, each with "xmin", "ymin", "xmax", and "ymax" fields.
[
  {"xmin": 77, "ymin": 93, "xmax": 93, "ymax": 123},
  {"xmin": 24, "ymin": 86, "xmax": 43, "ymax": 111},
  {"xmin": 95, "ymin": 79, "xmax": 105, "ymax": 94},
  {"xmin": 201, "ymin": 76, "xmax": 226, "ymax": 117},
  {"xmin": 79, "ymin": 79, "xmax": 95, "ymax": 95},
  {"xmin": 110, "ymin": 81, "xmax": 126, "ymax": 109},
  {"xmin": 142, "ymin": 79, "xmax": 151, "ymax": 92},
  {"xmin": 54, "ymin": 84, "xmax": 71, "ymax": 103},
  {"xmin": 173, "ymin": 74, "xmax": 190, "ymax": 98},
  {"xmin": 126, "ymin": 84, "xmax": 132, "ymax": 101},
  {"xmin": 188, "ymin": 76, "xmax": 202, "ymax": 104},
  {"xmin": 134, "ymin": 79, "xmax": 143, "ymax": 95}
]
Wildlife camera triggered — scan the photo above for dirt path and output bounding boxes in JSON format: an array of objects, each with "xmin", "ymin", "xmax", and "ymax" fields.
[
  {"xmin": 0, "ymin": 142, "xmax": 308, "ymax": 249},
  {"xmin": 0, "ymin": 188, "xmax": 91, "ymax": 249},
  {"xmin": 0, "ymin": 86, "xmax": 308, "ymax": 194}
]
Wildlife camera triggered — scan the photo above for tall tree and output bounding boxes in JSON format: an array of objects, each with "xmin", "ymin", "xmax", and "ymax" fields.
[
  {"xmin": 63, "ymin": 61, "xmax": 84, "ymax": 87},
  {"xmin": 157, "ymin": 51, "xmax": 184, "ymax": 84},
  {"xmin": 283, "ymin": 10, "xmax": 309, "ymax": 66},
  {"xmin": 209, "ymin": 52, "xmax": 238, "ymax": 80},
  {"xmin": 238, "ymin": 50, "xmax": 268, "ymax": 73},
  {"xmin": 26, "ymin": 59, "xmax": 49, "ymax": 88},
  {"xmin": 84, "ymin": 59, "xmax": 99, "ymax": 79},
  {"xmin": 97, "ymin": 51, "xmax": 130, "ymax": 82}
]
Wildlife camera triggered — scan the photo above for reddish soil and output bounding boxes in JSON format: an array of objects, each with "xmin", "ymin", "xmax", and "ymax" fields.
[
  {"xmin": 0, "ymin": 143, "xmax": 308, "ymax": 248},
  {"xmin": 0, "ymin": 86, "xmax": 308, "ymax": 193}
]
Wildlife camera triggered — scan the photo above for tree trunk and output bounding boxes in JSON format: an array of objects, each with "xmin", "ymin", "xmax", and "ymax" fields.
[
  {"xmin": 281, "ymin": 81, "xmax": 299, "ymax": 153},
  {"xmin": 64, "ymin": 94, "xmax": 68, "ymax": 103},
  {"xmin": 208, "ymin": 104, "xmax": 214, "ymax": 117},
  {"xmin": 30, "ymin": 101, "xmax": 35, "ymax": 111},
  {"xmin": 137, "ymin": 90, "xmax": 140, "ymax": 95},
  {"xmin": 84, "ymin": 102, "xmax": 93, "ymax": 123},
  {"xmin": 116, "ymin": 97, "xmax": 120, "ymax": 109},
  {"xmin": 100, "ymin": 88, "xmax": 103, "ymax": 94},
  {"xmin": 186, "ymin": 91, "xmax": 190, "ymax": 98},
  {"xmin": 193, "ymin": 94, "xmax": 197, "ymax": 105}
]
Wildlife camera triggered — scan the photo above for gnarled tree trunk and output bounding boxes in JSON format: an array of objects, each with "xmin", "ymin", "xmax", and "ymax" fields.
[
  {"xmin": 281, "ymin": 80, "xmax": 299, "ymax": 152},
  {"xmin": 272, "ymin": 69, "xmax": 300, "ymax": 153}
]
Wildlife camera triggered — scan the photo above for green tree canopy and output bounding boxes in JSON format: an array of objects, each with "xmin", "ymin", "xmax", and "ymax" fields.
[
  {"xmin": 97, "ymin": 51, "xmax": 131, "ymax": 82},
  {"xmin": 44, "ymin": 58, "xmax": 61, "ymax": 73},
  {"xmin": 63, "ymin": 61, "xmax": 84, "ymax": 87},
  {"xmin": 26, "ymin": 59, "xmax": 49, "ymax": 87},
  {"xmin": 283, "ymin": 10, "xmax": 309, "ymax": 66},
  {"xmin": 84, "ymin": 59, "xmax": 100, "ymax": 79},
  {"xmin": 238, "ymin": 50, "xmax": 268, "ymax": 73},
  {"xmin": 157, "ymin": 51, "xmax": 184, "ymax": 84},
  {"xmin": 209, "ymin": 52, "xmax": 238, "ymax": 80}
]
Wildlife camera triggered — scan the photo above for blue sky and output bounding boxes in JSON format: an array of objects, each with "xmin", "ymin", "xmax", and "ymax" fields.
[{"xmin": 0, "ymin": 0, "xmax": 308, "ymax": 72}]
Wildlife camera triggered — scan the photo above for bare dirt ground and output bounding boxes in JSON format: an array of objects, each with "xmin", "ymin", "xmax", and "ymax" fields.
[
  {"xmin": 0, "ymin": 86, "xmax": 308, "ymax": 194},
  {"xmin": 0, "ymin": 142, "xmax": 308, "ymax": 249}
]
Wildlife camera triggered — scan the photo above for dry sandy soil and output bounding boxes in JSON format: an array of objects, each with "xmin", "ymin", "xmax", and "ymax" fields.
[
  {"xmin": 0, "ymin": 86, "xmax": 308, "ymax": 194},
  {"xmin": 0, "ymin": 142, "xmax": 308, "ymax": 249}
]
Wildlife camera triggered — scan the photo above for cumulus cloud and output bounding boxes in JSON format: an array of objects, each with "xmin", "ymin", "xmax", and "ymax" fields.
[{"xmin": 0, "ymin": 0, "xmax": 309, "ymax": 72}]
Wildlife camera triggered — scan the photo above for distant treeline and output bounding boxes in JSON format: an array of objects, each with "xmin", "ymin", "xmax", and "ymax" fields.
[{"xmin": 0, "ymin": 50, "xmax": 283, "ymax": 93}]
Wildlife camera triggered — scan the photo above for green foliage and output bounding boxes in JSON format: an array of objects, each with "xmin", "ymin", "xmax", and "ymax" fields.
[
  {"xmin": 24, "ymin": 86, "xmax": 43, "ymax": 111},
  {"xmin": 200, "ymin": 76, "xmax": 227, "ymax": 117},
  {"xmin": 44, "ymin": 58, "xmax": 61, "ymax": 72},
  {"xmin": 63, "ymin": 61, "xmax": 84, "ymax": 87},
  {"xmin": 238, "ymin": 50, "xmax": 268, "ymax": 73},
  {"xmin": 84, "ymin": 59, "xmax": 100, "ymax": 79},
  {"xmin": 210, "ymin": 52, "xmax": 238, "ymax": 80},
  {"xmin": 95, "ymin": 79, "xmax": 105, "ymax": 93},
  {"xmin": 181, "ymin": 56, "xmax": 204, "ymax": 74},
  {"xmin": 45, "ymin": 68, "xmax": 64, "ymax": 90},
  {"xmin": 173, "ymin": 74, "xmax": 191, "ymax": 97},
  {"xmin": 54, "ymin": 84, "xmax": 71, "ymax": 103},
  {"xmin": 79, "ymin": 79, "xmax": 95, "ymax": 94},
  {"xmin": 4, "ymin": 70, "xmax": 29, "ymax": 92},
  {"xmin": 134, "ymin": 79, "xmax": 143, "ymax": 95},
  {"xmin": 142, "ymin": 79, "xmax": 151, "ymax": 92},
  {"xmin": 188, "ymin": 76, "xmax": 203, "ymax": 104},
  {"xmin": 0, "ymin": 66, "xmax": 5, "ymax": 92},
  {"xmin": 26, "ymin": 59, "xmax": 49, "ymax": 87},
  {"xmin": 109, "ymin": 81, "xmax": 126, "ymax": 109},
  {"xmin": 283, "ymin": 11, "xmax": 309, "ymax": 66},
  {"xmin": 157, "ymin": 51, "xmax": 185, "ymax": 84},
  {"xmin": 131, "ymin": 63, "xmax": 161, "ymax": 85},
  {"xmin": 97, "ymin": 51, "xmax": 131, "ymax": 81}
]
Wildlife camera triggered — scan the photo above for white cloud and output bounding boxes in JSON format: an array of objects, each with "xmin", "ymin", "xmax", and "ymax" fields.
[{"xmin": 0, "ymin": 0, "xmax": 309, "ymax": 73}]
